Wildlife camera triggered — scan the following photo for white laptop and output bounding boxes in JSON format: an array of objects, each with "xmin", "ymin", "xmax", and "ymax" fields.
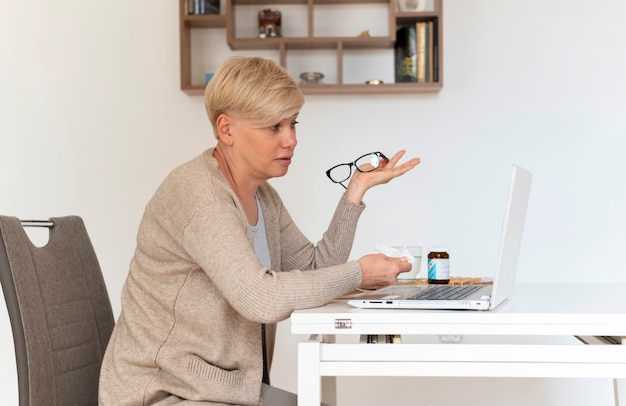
[{"xmin": 348, "ymin": 164, "xmax": 532, "ymax": 311}]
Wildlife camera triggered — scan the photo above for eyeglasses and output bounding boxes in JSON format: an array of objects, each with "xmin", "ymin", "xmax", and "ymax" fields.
[{"xmin": 325, "ymin": 151, "xmax": 389, "ymax": 189}]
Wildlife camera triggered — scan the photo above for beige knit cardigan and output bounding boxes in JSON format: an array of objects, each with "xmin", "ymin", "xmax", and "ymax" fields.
[{"xmin": 99, "ymin": 148, "xmax": 363, "ymax": 405}]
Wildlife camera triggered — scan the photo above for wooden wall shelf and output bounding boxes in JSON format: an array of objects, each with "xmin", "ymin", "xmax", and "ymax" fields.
[{"xmin": 179, "ymin": 0, "xmax": 443, "ymax": 95}]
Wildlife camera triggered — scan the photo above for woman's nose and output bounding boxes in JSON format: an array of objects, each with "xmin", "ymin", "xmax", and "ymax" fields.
[{"xmin": 283, "ymin": 129, "xmax": 297, "ymax": 148}]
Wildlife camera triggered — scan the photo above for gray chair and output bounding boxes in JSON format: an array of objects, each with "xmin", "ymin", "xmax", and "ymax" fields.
[{"xmin": 0, "ymin": 216, "xmax": 115, "ymax": 406}]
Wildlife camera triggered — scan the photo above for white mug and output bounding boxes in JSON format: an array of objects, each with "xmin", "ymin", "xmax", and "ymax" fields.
[{"xmin": 394, "ymin": 246, "xmax": 423, "ymax": 280}]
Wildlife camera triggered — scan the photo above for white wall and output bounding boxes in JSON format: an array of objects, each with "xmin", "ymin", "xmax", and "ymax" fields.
[{"xmin": 1, "ymin": 0, "xmax": 625, "ymax": 405}]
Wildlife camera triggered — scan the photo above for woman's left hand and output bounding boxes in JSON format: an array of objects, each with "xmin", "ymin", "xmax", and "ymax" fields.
[{"xmin": 344, "ymin": 150, "xmax": 420, "ymax": 205}]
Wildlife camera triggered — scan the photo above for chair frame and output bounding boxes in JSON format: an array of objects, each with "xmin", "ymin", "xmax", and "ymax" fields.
[{"xmin": 0, "ymin": 219, "xmax": 30, "ymax": 405}]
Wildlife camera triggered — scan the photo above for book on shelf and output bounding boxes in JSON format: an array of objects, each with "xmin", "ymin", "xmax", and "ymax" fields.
[
  {"xmin": 416, "ymin": 21, "xmax": 427, "ymax": 83},
  {"xmin": 394, "ymin": 25, "xmax": 417, "ymax": 83},
  {"xmin": 432, "ymin": 18, "xmax": 439, "ymax": 82},
  {"xmin": 427, "ymin": 21, "xmax": 434, "ymax": 82},
  {"xmin": 186, "ymin": 0, "xmax": 220, "ymax": 15}
]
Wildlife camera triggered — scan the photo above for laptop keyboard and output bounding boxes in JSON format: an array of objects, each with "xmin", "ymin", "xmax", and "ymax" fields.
[{"xmin": 408, "ymin": 285, "xmax": 483, "ymax": 300}]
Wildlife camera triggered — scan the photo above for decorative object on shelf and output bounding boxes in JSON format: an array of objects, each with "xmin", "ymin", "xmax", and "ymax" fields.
[
  {"xmin": 365, "ymin": 79, "xmax": 383, "ymax": 85},
  {"xmin": 397, "ymin": 0, "xmax": 426, "ymax": 12},
  {"xmin": 357, "ymin": 30, "xmax": 371, "ymax": 37},
  {"xmin": 186, "ymin": 0, "xmax": 220, "ymax": 15},
  {"xmin": 300, "ymin": 72, "xmax": 324, "ymax": 85},
  {"xmin": 394, "ymin": 25, "xmax": 417, "ymax": 83},
  {"xmin": 258, "ymin": 9, "xmax": 282, "ymax": 38}
]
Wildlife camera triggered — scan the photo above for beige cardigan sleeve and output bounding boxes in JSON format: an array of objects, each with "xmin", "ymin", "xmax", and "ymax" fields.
[{"xmin": 182, "ymin": 182, "xmax": 364, "ymax": 323}]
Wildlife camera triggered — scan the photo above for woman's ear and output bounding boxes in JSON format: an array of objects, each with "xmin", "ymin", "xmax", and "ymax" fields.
[{"xmin": 216, "ymin": 113, "xmax": 234, "ymax": 146}]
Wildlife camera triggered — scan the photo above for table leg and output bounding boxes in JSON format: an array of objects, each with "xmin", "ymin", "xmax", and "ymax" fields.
[
  {"xmin": 613, "ymin": 337, "xmax": 626, "ymax": 406},
  {"xmin": 615, "ymin": 379, "xmax": 626, "ymax": 406},
  {"xmin": 321, "ymin": 335, "xmax": 336, "ymax": 406},
  {"xmin": 298, "ymin": 335, "xmax": 321, "ymax": 406}
]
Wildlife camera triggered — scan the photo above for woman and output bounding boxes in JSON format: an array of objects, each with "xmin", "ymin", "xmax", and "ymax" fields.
[{"xmin": 99, "ymin": 56, "xmax": 420, "ymax": 405}]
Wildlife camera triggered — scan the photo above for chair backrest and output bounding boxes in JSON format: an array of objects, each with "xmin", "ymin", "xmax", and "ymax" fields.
[{"xmin": 0, "ymin": 216, "xmax": 115, "ymax": 406}]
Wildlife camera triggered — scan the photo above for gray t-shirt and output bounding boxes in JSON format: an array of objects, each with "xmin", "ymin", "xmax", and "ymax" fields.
[{"xmin": 249, "ymin": 196, "xmax": 271, "ymax": 269}]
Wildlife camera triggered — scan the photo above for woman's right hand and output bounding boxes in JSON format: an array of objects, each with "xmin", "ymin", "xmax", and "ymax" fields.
[
  {"xmin": 344, "ymin": 150, "xmax": 420, "ymax": 206},
  {"xmin": 357, "ymin": 253, "xmax": 412, "ymax": 289}
]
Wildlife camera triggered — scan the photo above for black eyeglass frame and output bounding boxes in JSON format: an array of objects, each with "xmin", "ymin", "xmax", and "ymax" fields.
[{"xmin": 325, "ymin": 151, "xmax": 389, "ymax": 189}]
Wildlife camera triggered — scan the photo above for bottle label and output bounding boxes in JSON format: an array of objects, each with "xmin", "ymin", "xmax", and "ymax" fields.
[{"xmin": 428, "ymin": 258, "xmax": 449, "ymax": 280}]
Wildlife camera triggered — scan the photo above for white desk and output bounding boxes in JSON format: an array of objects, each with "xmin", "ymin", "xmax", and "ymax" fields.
[{"xmin": 291, "ymin": 283, "xmax": 626, "ymax": 406}]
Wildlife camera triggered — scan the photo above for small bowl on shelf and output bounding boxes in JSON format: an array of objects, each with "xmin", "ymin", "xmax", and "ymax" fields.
[
  {"xmin": 300, "ymin": 72, "xmax": 324, "ymax": 85},
  {"xmin": 397, "ymin": 0, "xmax": 426, "ymax": 12}
]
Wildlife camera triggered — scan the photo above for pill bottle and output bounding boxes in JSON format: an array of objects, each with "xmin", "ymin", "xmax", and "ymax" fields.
[{"xmin": 427, "ymin": 248, "xmax": 450, "ymax": 284}]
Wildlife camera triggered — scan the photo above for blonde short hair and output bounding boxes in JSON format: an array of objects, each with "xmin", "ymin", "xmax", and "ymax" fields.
[{"xmin": 204, "ymin": 56, "xmax": 305, "ymax": 138}]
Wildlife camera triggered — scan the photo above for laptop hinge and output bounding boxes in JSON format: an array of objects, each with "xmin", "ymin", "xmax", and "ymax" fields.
[{"xmin": 334, "ymin": 318, "xmax": 352, "ymax": 329}]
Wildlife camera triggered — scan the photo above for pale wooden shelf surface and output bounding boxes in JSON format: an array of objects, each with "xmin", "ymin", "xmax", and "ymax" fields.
[
  {"xmin": 182, "ymin": 82, "xmax": 442, "ymax": 96},
  {"xmin": 232, "ymin": 0, "xmax": 390, "ymax": 4},
  {"xmin": 227, "ymin": 36, "xmax": 394, "ymax": 51},
  {"xmin": 183, "ymin": 14, "xmax": 226, "ymax": 28}
]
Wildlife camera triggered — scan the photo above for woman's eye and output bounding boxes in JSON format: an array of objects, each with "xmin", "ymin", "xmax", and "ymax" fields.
[{"xmin": 270, "ymin": 120, "xmax": 298, "ymax": 132}]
